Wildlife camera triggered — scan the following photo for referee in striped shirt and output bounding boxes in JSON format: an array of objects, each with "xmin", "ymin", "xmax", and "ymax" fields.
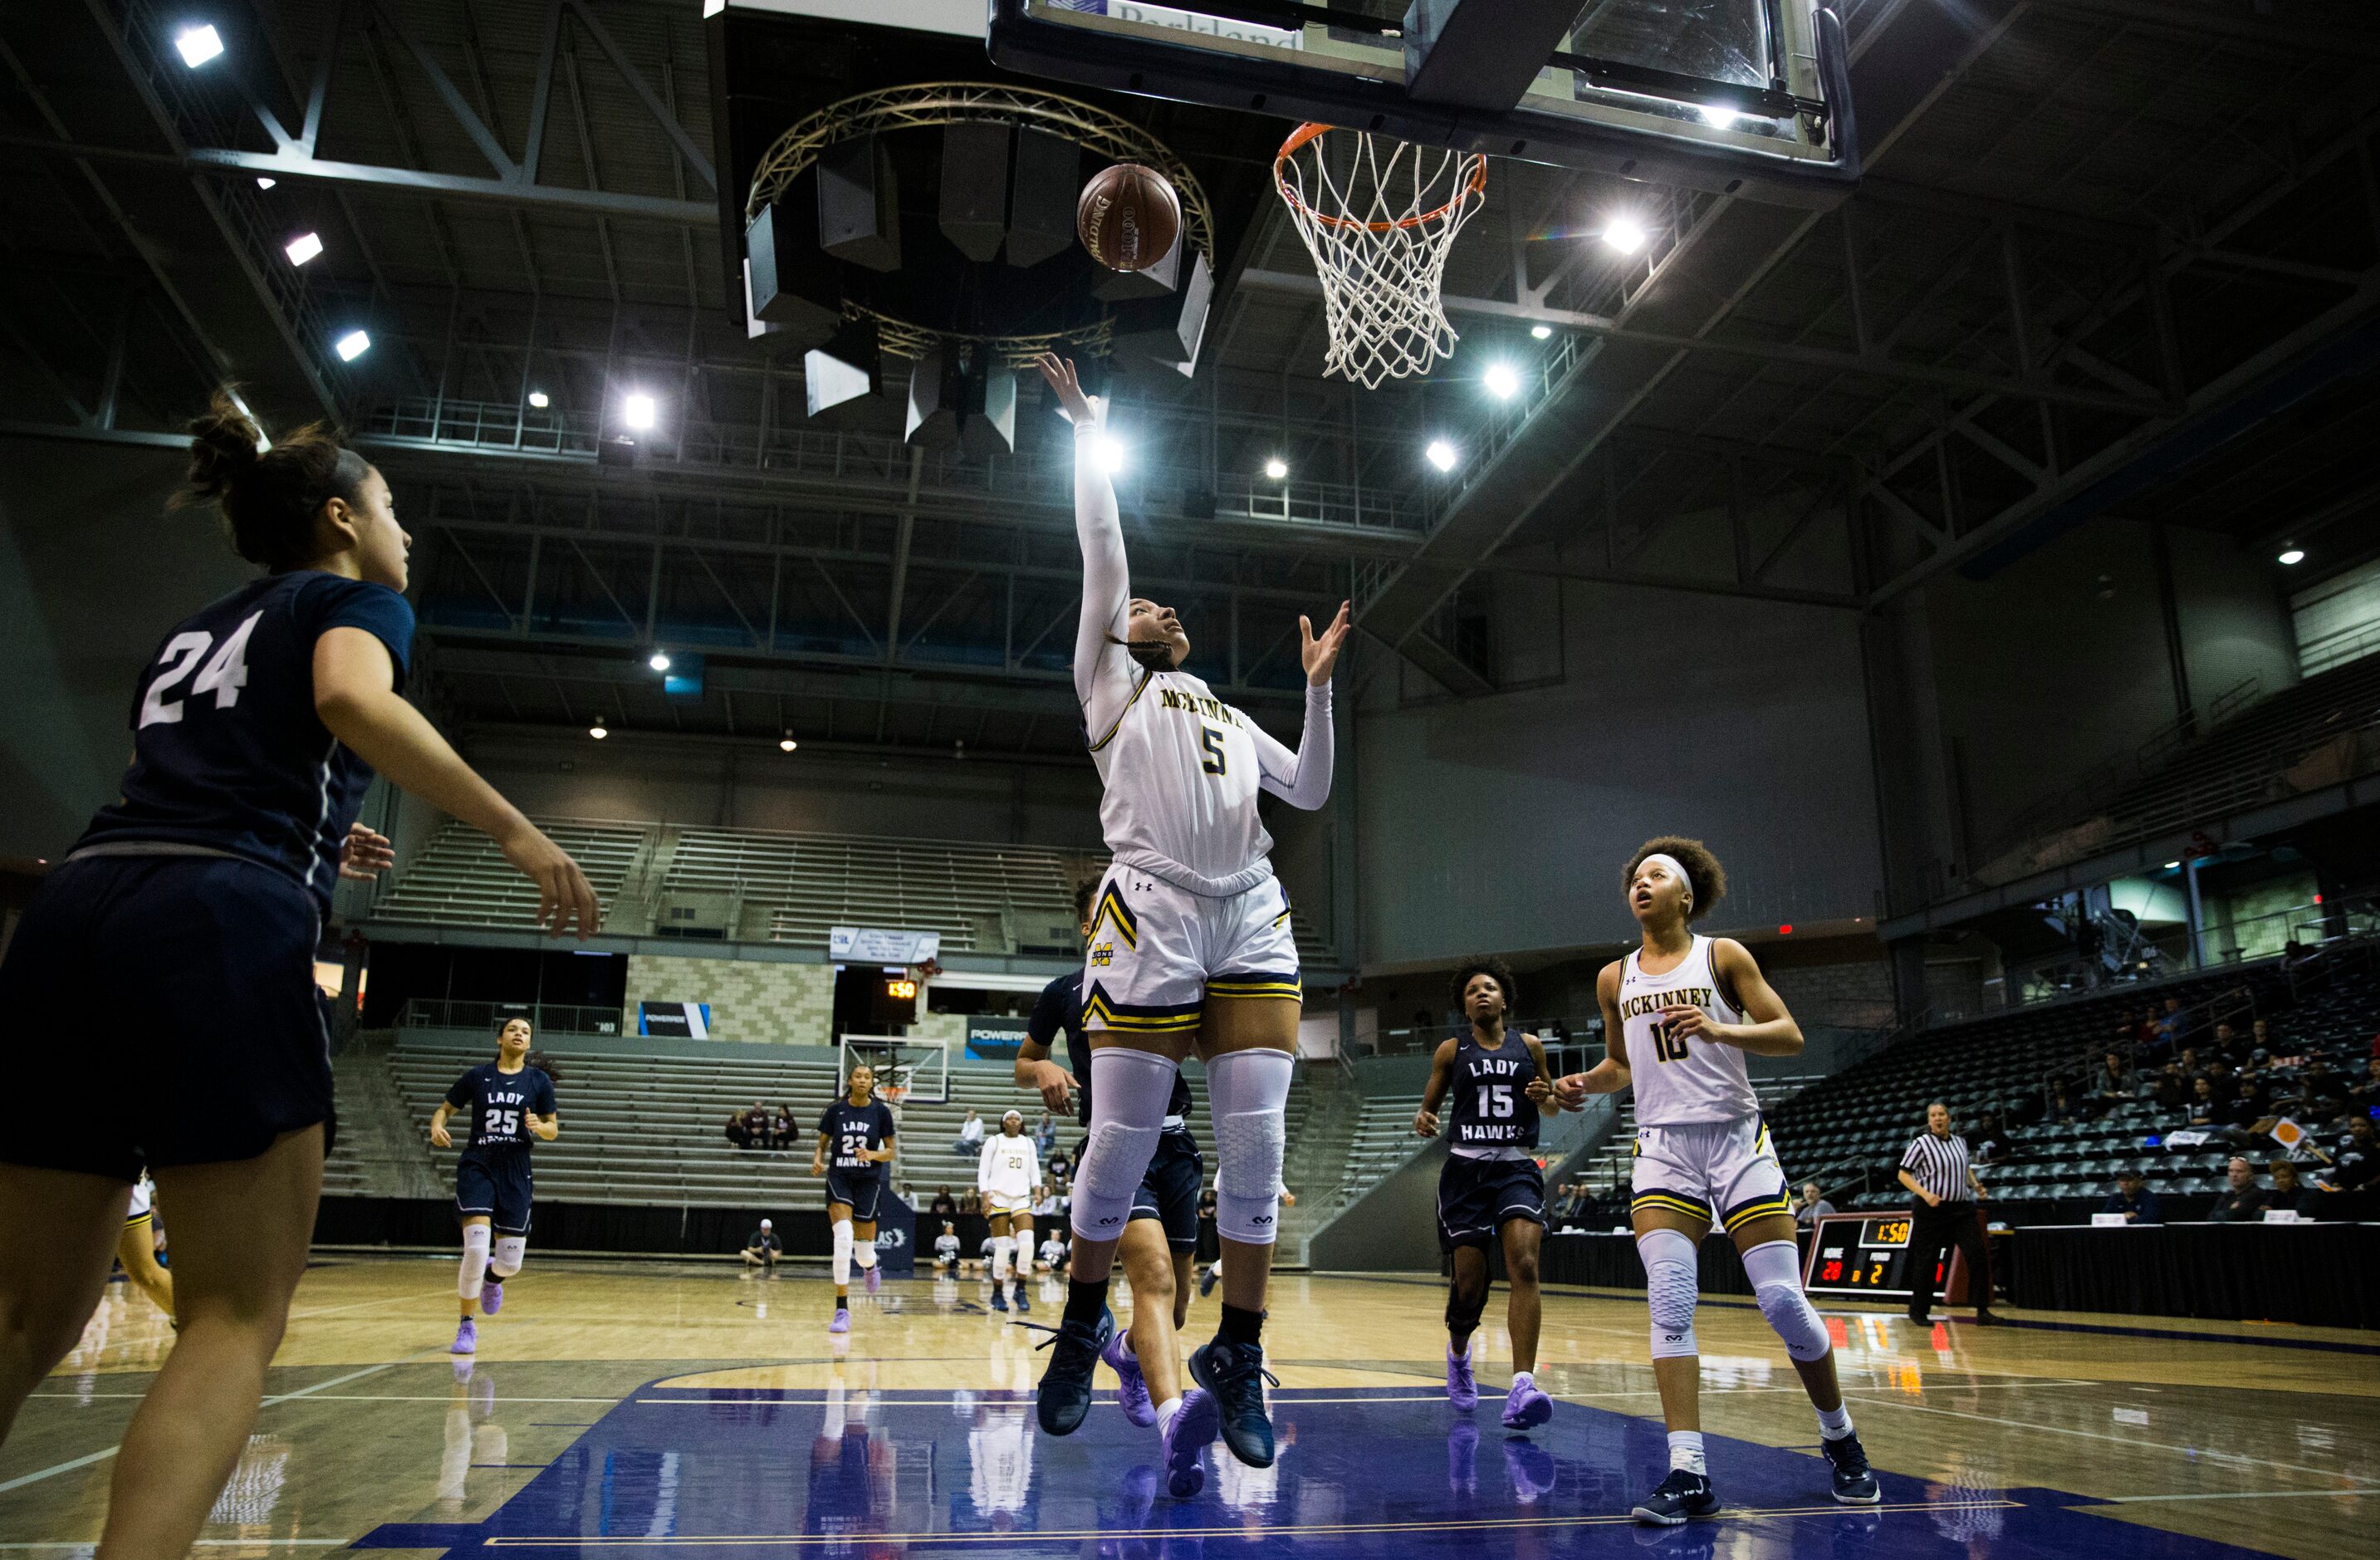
[{"xmin": 1897, "ymin": 1102, "xmax": 1996, "ymax": 1325}]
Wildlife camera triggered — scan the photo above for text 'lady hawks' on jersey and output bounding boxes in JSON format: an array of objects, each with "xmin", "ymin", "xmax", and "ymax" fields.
[
  {"xmin": 1447, "ymin": 1037, "xmax": 1540, "ymax": 1150},
  {"xmin": 818, "ymin": 1099, "xmax": 896, "ymax": 1170},
  {"xmin": 447, "ymin": 1064, "xmax": 555, "ymax": 1150}
]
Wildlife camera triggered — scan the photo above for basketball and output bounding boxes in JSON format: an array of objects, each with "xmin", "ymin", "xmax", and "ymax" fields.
[{"xmin": 1077, "ymin": 163, "xmax": 1182, "ymax": 272}]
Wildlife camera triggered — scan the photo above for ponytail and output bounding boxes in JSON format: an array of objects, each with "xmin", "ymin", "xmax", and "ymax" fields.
[{"xmin": 173, "ymin": 387, "xmax": 372, "ymax": 571}]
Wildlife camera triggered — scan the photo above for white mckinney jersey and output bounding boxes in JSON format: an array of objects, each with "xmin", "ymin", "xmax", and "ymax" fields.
[
  {"xmin": 977, "ymin": 1134, "xmax": 1040, "ymax": 1201},
  {"xmin": 1071, "ymin": 407, "xmax": 1334, "ymax": 898},
  {"xmin": 1618, "ymin": 935, "xmax": 1760, "ymax": 1127}
]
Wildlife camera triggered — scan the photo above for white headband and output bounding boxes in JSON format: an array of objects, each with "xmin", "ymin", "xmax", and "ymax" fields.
[{"xmin": 1638, "ymin": 852, "xmax": 1695, "ymax": 905}]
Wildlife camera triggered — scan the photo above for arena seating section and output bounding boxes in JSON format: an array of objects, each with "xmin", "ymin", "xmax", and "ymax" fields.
[
  {"xmin": 370, "ymin": 816, "xmax": 1334, "ymax": 963},
  {"xmin": 1765, "ymin": 949, "xmax": 2379, "ymax": 1219}
]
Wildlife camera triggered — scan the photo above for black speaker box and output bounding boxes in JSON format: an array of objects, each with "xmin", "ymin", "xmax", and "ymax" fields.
[
  {"xmin": 1006, "ymin": 127, "xmax": 1080, "ymax": 268},
  {"xmin": 819, "ymin": 135, "xmax": 902, "ymax": 272},
  {"xmin": 745, "ymin": 199, "xmax": 841, "ymax": 346},
  {"xmin": 940, "ymin": 121, "xmax": 1012, "ymax": 262}
]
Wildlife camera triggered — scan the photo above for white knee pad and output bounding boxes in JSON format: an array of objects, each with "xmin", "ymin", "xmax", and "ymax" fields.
[
  {"xmin": 992, "ymin": 1235, "xmax": 1014, "ymax": 1279},
  {"xmin": 1071, "ymin": 1047, "xmax": 1177, "ymax": 1241},
  {"xmin": 831, "ymin": 1218, "xmax": 854, "ymax": 1288},
  {"xmin": 1743, "ymin": 1239, "xmax": 1831, "ymax": 1361},
  {"xmin": 1638, "ymin": 1228, "xmax": 1700, "ymax": 1359},
  {"xmin": 853, "ymin": 1230, "xmax": 877, "ymax": 1271},
  {"xmin": 490, "ymin": 1236, "xmax": 526, "ymax": 1280},
  {"xmin": 1208, "ymin": 1048, "xmax": 1292, "ymax": 1246},
  {"xmin": 458, "ymin": 1224, "xmax": 492, "ymax": 1301}
]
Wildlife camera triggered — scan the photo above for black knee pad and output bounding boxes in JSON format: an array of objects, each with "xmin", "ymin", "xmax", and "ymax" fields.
[{"xmin": 1446, "ymin": 1272, "xmax": 1489, "ymax": 1337}]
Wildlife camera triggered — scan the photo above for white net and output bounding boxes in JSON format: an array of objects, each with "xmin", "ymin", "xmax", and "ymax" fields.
[{"xmin": 1275, "ymin": 125, "xmax": 1489, "ymax": 389}]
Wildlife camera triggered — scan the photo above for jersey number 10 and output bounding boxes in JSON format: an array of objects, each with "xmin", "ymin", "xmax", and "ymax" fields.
[
  {"xmin": 139, "ymin": 611, "xmax": 262, "ymax": 728},
  {"xmin": 1652, "ymin": 1020, "xmax": 1692, "ymax": 1063}
]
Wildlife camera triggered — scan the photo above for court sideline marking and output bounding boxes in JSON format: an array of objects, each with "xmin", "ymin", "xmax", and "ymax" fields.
[{"xmin": 1846, "ymin": 1393, "xmax": 2380, "ymax": 1487}]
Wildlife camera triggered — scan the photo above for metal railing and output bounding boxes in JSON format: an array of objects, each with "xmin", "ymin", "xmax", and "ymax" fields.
[{"xmin": 395, "ymin": 998, "xmax": 626, "ymax": 1037}]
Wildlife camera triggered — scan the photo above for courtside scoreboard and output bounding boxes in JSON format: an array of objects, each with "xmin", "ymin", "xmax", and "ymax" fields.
[{"xmin": 1802, "ymin": 1210, "xmax": 1976, "ymax": 1304}]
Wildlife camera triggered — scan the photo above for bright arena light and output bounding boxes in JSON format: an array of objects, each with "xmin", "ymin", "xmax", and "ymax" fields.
[
  {"xmin": 283, "ymin": 231, "xmax": 323, "ymax": 266},
  {"xmin": 174, "ymin": 24, "xmax": 224, "ymax": 67},
  {"xmin": 2278, "ymin": 547, "xmax": 2306, "ymax": 565},
  {"xmin": 1264, "ymin": 457, "xmax": 1288, "ymax": 480},
  {"xmin": 333, "ymin": 329, "xmax": 370, "ymax": 361},
  {"xmin": 255, "ymin": 176, "xmax": 277, "ymax": 189},
  {"xmin": 1483, "ymin": 362, "xmax": 1521, "ymax": 400},
  {"xmin": 779, "ymin": 734, "xmax": 798, "ymax": 753},
  {"xmin": 624, "ymin": 393, "xmax": 658, "ymax": 430},
  {"xmin": 527, "ymin": 390, "xmax": 550, "ymax": 409},
  {"xmin": 1698, "ymin": 104, "xmax": 1739, "ymax": 129},
  {"xmin": 1425, "ymin": 439, "xmax": 1457, "ymax": 473},
  {"xmin": 588, "ymin": 721, "xmax": 609, "ymax": 740},
  {"xmin": 1530, "ymin": 323, "xmax": 1553, "ymax": 340},
  {"xmin": 1096, "ymin": 436, "xmax": 1125, "ymax": 475},
  {"xmin": 1602, "ymin": 216, "xmax": 1648, "ymax": 255},
  {"xmin": 648, "ymin": 651, "xmax": 672, "ymax": 673}
]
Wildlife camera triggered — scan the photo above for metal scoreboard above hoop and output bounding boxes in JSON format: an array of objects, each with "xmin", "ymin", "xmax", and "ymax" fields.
[{"xmin": 987, "ymin": 0, "xmax": 1861, "ymax": 206}]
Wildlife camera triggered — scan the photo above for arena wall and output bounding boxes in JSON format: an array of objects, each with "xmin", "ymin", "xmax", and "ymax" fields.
[{"xmin": 621, "ymin": 952, "xmax": 837, "ymax": 1044}]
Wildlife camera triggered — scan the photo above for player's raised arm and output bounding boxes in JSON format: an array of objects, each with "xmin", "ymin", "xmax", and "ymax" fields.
[
  {"xmin": 1036, "ymin": 352, "xmax": 1138, "ymax": 739},
  {"xmin": 1247, "ymin": 601, "xmax": 1349, "ymax": 811},
  {"xmin": 1414, "ymin": 1038, "xmax": 1457, "ymax": 1137}
]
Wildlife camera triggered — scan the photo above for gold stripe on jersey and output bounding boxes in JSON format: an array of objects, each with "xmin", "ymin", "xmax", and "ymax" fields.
[
  {"xmin": 1207, "ymin": 972, "xmax": 1301, "ymax": 1001},
  {"xmin": 1088, "ymin": 883, "xmax": 1140, "ymax": 949},
  {"xmin": 124, "ymin": 1211, "xmax": 152, "ymax": 1229},
  {"xmin": 1629, "ymin": 1189, "xmax": 1715, "ymax": 1221},
  {"xmin": 1082, "ymin": 983, "xmax": 1203, "ymax": 1033},
  {"xmin": 1086, "ymin": 668, "xmax": 1156, "ymax": 754},
  {"xmin": 1722, "ymin": 1194, "xmax": 1795, "ymax": 1232},
  {"xmin": 1271, "ymin": 883, "xmax": 1294, "ymax": 928}
]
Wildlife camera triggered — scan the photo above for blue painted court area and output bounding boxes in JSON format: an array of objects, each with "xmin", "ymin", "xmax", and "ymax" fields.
[{"xmin": 357, "ymin": 1383, "xmax": 2276, "ymax": 1558}]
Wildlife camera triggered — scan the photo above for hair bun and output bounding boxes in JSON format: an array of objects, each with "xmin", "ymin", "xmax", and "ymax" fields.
[{"xmin": 184, "ymin": 388, "xmax": 265, "ymax": 498}]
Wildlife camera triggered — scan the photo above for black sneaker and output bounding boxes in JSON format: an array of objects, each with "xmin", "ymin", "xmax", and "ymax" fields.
[
  {"xmin": 1034, "ymin": 1306, "xmax": 1113, "ymax": 1436},
  {"xmin": 1188, "ymin": 1336, "xmax": 1279, "ymax": 1469},
  {"xmin": 1821, "ymin": 1431, "xmax": 1881, "ymax": 1504},
  {"xmin": 1197, "ymin": 1266, "xmax": 1218, "ymax": 1298},
  {"xmin": 1632, "ymin": 1469, "xmax": 1719, "ymax": 1525}
]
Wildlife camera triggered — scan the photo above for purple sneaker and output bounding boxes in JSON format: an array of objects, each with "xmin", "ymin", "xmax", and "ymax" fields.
[
  {"xmin": 829, "ymin": 1307, "xmax": 850, "ymax": 1335},
  {"xmin": 1104, "ymin": 1329, "xmax": 1157, "ymax": 1427},
  {"xmin": 1446, "ymin": 1344, "xmax": 1477, "ymax": 1411},
  {"xmin": 864, "ymin": 1264, "xmax": 881, "ymax": 1295},
  {"xmin": 1501, "ymin": 1377, "xmax": 1552, "ymax": 1430},
  {"xmin": 451, "ymin": 1317, "xmax": 477, "ymax": 1356},
  {"xmin": 1162, "ymin": 1389, "xmax": 1218, "ymax": 1499},
  {"xmin": 480, "ymin": 1280, "xmax": 503, "ymax": 1316}
]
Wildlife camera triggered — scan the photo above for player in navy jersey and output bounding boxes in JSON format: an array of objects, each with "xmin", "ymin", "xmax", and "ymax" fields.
[
  {"xmin": 0, "ymin": 390, "xmax": 597, "ymax": 1555},
  {"xmin": 810, "ymin": 1066, "xmax": 899, "ymax": 1332},
  {"xmin": 1016, "ymin": 881, "xmax": 1219, "ymax": 1497},
  {"xmin": 429, "ymin": 1020, "xmax": 559, "ymax": 1354},
  {"xmin": 1414, "ymin": 957, "xmax": 1561, "ymax": 1431}
]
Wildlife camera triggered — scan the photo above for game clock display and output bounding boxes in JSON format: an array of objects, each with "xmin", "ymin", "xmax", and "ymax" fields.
[{"xmin": 1804, "ymin": 1211, "xmax": 1931, "ymax": 1299}]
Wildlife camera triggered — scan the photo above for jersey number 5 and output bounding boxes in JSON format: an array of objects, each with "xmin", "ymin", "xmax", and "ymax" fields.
[
  {"xmin": 1199, "ymin": 724, "xmax": 1228, "ymax": 776},
  {"xmin": 139, "ymin": 611, "xmax": 262, "ymax": 728}
]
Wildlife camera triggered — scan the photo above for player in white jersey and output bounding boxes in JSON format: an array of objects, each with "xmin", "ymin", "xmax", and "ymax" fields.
[
  {"xmin": 977, "ymin": 1111, "xmax": 1041, "ymax": 1313},
  {"xmin": 1553, "ymin": 836, "xmax": 1880, "ymax": 1523},
  {"xmin": 1030, "ymin": 354, "xmax": 1348, "ymax": 1474}
]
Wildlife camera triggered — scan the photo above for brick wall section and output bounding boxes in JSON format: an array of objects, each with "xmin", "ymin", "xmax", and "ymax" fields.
[
  {"xmin": 623, "ymin": 954, "xmax": 835, "ymax": 1044},
  {"xmin": 1767, "ymin": 959, "xmax": 1895, "ymax": 1029}
]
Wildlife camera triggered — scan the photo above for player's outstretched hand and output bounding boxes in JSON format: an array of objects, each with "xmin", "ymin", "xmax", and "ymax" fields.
[
  {"xmin": 1033, "ymin": 351, "xmax": 1098, "ymax": 427},
  {"xmin": 429, "ymin": 1120, "xmax": 453, "ymax": 1149},
  {"xmin": 1413, "ymin": 1106, "xmax": 1439, "ymax": 1138},
  {"xmin": 1525, "ymin": 1075, "xmax": 1556, "ymax": 1110},
  {"xmin": 501, "ymin": 823, "xmax": 601, "ymax": 938},
  {"xmin": 338, "ymin": 821, "xmax": 396, "ymax": 881},
  {"xmin": 1300, "ymin": 601, "xmax": 1352, "ymax": 686},
  {"xmin": 1550, "ymin": 1074, "xmax": 1589, "ymax": 1109},
  {"xmin": 1029, "ymin": 1060, "xmax": 1079, "ymax": 1113}
]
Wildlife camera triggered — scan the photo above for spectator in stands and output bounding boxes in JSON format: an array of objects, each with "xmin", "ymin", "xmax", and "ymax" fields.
[
  {"xmin": 2208, "ymin": 1021, "xmax": 2245, "ymax": 1068},
  {"xmin": 1969, "ymin": 1111, "xmax": 2007, "ymax": 1165},
  {"xmin": 2047, "ymin": 1079, "xmax": 2083, "ymax": 1124},
  {"xmin": 2176, "ymin": 1044, "xmax": 2202, "ymax": 1079},
  {"xmin": 749, "ymin": 1101, "xmax": 778, "ymax": 1149},
  {"xmin": 959, "ymin": 1188, "xmax": 982, "ymax": 1214},
  {"xmin": 2283, "ymin": 935, "xmax": 2318, "ymax": 971},
  {"xmin": 2328, "ymin": 1116, "xmax": 2379, "ymax": 1190},
  {"xmin": 954, "ymin": 1108, "xmax": 985, "ymax": 1156},
  {"xmin": 2250, "ymin": 1016, "xmax": 2276, "ymax": 1055},
  {"xmin": 2268, "ymin": 1160, "xmax": 2318, "ymax": 1218},
  {"xmin": 2100, "ymin": 1168, "xmax": 2162, "ymax": 1224},
  {"xmin": 774, "ymin": 1103, "xmax": 799, "ymax": 1147},
  {"xmin": 2156, "ymin": 997, "xmax": 2191, "ymax": 1054},
  {"xmin": 2220, "ymin": 1078, "xmax": 2266, "ymax": 1131},
  {"xmin": 725, "ymin": 1111, "xmax": 752, "ymax": 1150},
  {"xmin": 2348, "ymin": 1057, "xmax": 2380, "ymax": 1115},
  {"xmin": 740, "ymin": 1219, "xmax": 781, "ymax": 1274},
  {"xmin": 2150, "ymin": 1062, "xmax": 2191, "ymax": 1113},
  {"xmin": 1794, "ymin": 1182, "xmax": 1834, "ymax": 1226},
  {"xmin": 929, "ymin": 1185, "xmax": 957, "ymax": 1219},
  {"xmin": 1033, "ymin": 1111, "xmax": 1057, "ymax": 1155},
  {"xmin": 1047, "ymin": 1148, "xmax": 1072, "ymax": 1182},
  {"xmin": 2091, "ymin": 1051, "xmax": 2138, "ymax": 1114},
  {"xmin": 2206, "ymin": 1158, "xmax": 2269, "ymax": 1223},
  {"xmin": 2295, "ymin": 1062, "xmax": 2346, "ymax": 1125},
  {"xmin": 2187, "ymin": 1076, "xmax": 2221, "ymax": 1126},
  {"xmin": 2128, "ymin": 1004, "xmax": 2160, "ymax": 1057}
]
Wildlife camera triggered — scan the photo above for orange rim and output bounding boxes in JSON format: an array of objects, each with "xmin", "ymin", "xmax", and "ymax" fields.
[{"xmin": 1274, "ymin": 122, "xmax": 1487, "ymax": 233}]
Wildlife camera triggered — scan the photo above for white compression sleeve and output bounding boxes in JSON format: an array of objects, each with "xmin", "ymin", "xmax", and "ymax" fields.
[
  {"xmin": 1208, "ymin": 1047, "xmax": 1294, "ymax": 1245},
  {"xmin": 1638, "ymin": 1227, "xmax": 1700, "ymax": 1358},
  {"xmin": 1071, "ymin": 1047, "xmax": 1178, "ymax": 1243},
  {"xmin": 1070, "ymin": 402, "xmax": 1138, "ymax": 737},
  {"xmin": 992, "ymin": 1235, "xmax": 1013, "ymax": 1279},
  {"xmin": 831, "ymin": 1219, "xmax": 853, "ymax": 1289},
  {"xmin": 458, "ymin": 1224, "xmax": 491, "ymax": 1300},
  {"xmin": 1742, "ymin": 1239, "xmax": 1830, "ymax": 1361},
  {"xmin": 490, "ymin": 1236, "xmax": 526, "ymax": 1279},
  {"xmin": 1251, "ymin": 682, "xmax": 1334, "ymax": 810}
]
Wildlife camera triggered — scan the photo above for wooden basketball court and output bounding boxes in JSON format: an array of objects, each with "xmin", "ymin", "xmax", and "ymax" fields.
[{"xmin": 6, "ymin": 1258, "xmax": 2372, "ymax": 1558}]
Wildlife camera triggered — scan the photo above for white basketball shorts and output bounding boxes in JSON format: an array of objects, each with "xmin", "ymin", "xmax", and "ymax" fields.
[
  {"xmin": 1080, "ymin": 866, "xmax": 1300, "ymax": 1035},
  {"xmin": 1630, "ymin": 1116, "xmax": 1795, "ymax": 1234}
]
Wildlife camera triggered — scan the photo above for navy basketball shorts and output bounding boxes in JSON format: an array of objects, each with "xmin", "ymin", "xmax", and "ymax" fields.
[
  {"xmin": 455, "ymin": 1150, "xmax": 534, "ymax": 1235},
  {"xmin": 0, "ymin": 854, "xmax": 334, "ymax": 1183},
  {"xmin": 1129, "ymin": 1129, "xmax": 1205, "ymax": 1250},
  {"xmin": 1437, "ymin": 1153, "xmax": 1546, "ymax": 1253},
  {"xmin": 826, "ymin": 1167, "xmax": 885, "ymax": 1221}
]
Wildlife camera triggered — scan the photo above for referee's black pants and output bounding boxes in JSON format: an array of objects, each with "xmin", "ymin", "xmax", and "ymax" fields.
[{"xmin": 1906, "ymin": 1199, "xmax": 1991, "ymax": 1321}]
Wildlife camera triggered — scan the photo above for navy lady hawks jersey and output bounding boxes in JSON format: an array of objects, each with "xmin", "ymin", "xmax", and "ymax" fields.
[
  {"xmin": 818, "ymin": 1099, "xmax": 897, "ymax": 1172},
  {"xmin": 447, "ymin": 1064, "xmax": 555, "ymax": 1151},
  {"xmin": 1029, "ymin": 969, "xmax": 1192, "ymax": 1128},
  {"xmin": 1446, "ymin": 1034, "xmax": 1540, "ymax": 1150},
  {"xmin": 74, "ymin": 571, "xmax": 414, "ymax": 910}
]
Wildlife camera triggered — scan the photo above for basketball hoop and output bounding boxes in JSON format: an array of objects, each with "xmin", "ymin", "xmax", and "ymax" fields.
[{"xmin": 1275, "ymin": 124, "xmax": 1488, "ymax": 389}]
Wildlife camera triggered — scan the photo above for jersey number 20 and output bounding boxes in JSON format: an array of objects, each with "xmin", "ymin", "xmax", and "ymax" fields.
[{"xmin": 139, "ymin": 611, "xmax": 262, "ymax": 728}]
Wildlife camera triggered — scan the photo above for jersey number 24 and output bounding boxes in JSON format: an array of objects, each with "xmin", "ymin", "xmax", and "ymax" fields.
[{"xmin": 140, "ymin": 612, "xmax": 262, "ymax": 728}]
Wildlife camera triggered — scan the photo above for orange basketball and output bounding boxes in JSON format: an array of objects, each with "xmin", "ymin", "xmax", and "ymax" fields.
[{"xmin": 1077, "ymin": 164, "xmax": 1182, "ymax": 272}]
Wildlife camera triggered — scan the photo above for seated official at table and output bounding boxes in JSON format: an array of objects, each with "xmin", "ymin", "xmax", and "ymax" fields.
[
  {"xmin": 2205, "ymin": 1157, "xmax": 2268, "ymax": 1222},
  {"xmin": 2267, "ymin": 1159, "xmax": 2319, "ymax": 1218},
  {"xmin": 2100, "ymin": 1168, "xmax": 2163, "ymax": 1224}
]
